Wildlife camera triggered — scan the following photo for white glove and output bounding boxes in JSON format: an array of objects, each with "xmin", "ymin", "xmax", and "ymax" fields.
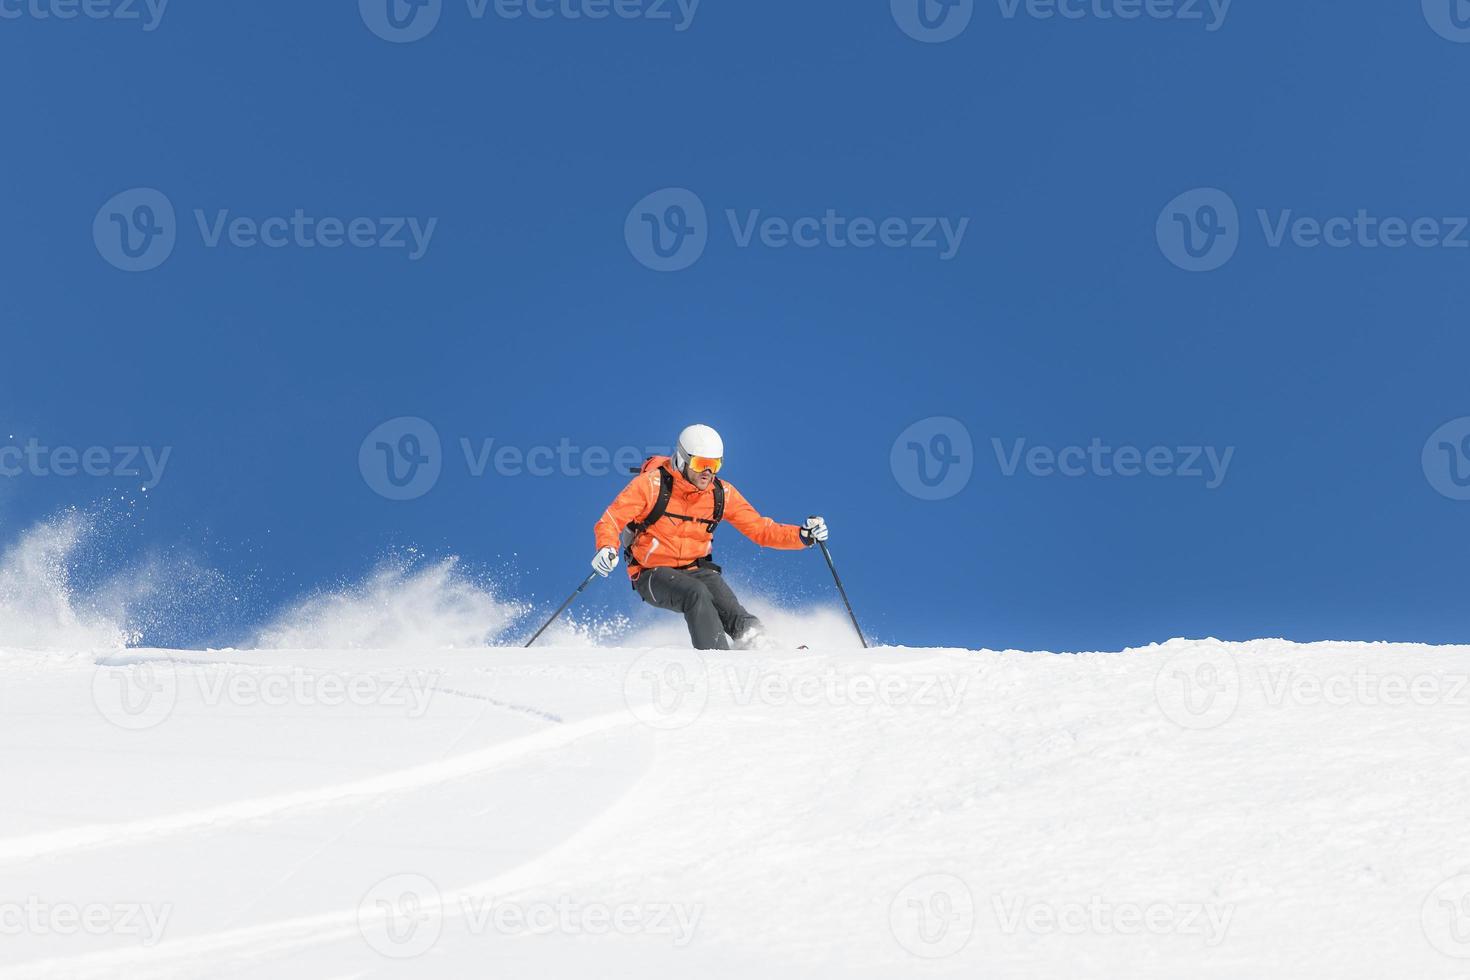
[
  {"xmin": 591, "ymin": 546, "xmax": 620, "ymax": 577},
  {"xmin": 801, "ymin": 515, "xmax": 829, "ymax": 545}
]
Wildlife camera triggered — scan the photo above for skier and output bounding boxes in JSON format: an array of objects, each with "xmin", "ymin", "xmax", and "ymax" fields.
[{"xmin": 592, "ymin": 424, "xmax": 829, "ymax": 650}]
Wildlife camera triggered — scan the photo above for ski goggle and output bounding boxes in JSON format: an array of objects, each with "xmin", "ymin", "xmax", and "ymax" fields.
[{"xmin": 688, "ymin": 455, "xmax": 723, "ymax": 474}]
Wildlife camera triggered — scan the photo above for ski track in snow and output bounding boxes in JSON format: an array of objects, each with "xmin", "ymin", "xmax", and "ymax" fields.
[
  {"xmin": 4, "ymin": 640, "xmax": 1470, "ymax": 978},
  {"xmin": 0, "ymin": 708, "xmax": 620, "ymax": 866},
  {"xmin": 0, "ymin": 728, "xmax": 657, "ymax": 980},
  {"xmin": 99, "ymin": 651, "xmax": 570, "ymax": 723}
]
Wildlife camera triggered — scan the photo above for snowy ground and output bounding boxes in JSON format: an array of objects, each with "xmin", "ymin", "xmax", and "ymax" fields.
[{"xmin": 2, "ymin": 637, "xmax": 1470, "ymax": 978}]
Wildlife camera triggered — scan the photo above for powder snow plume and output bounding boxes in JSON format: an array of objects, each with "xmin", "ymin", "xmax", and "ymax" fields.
[
  {"xmin": 0, "ymin": 510, "xmax": 861, "ymax": 653},
  {"xmin": 0, "ymin": 512, "xmax": 135, "ymax": 651},
  {"xmin": 250, "ymin": 557, "xmax": 530, "ymax": 650}
]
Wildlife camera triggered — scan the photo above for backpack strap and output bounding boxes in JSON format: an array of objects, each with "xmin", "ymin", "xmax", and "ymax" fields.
[
  {"xmin": 623, "ymin": 467, "xmax": 726, "ymax": 571},
  {"xmin": 629, "ymin": 467, "xmax": 675, "ymax": 535},
  {"xmin": 623, "ymin": 466, "xmax": 674, "ymax": 568},
  {"xmin": 661, "ymin": 476, "xmax": 724, "ymax": 534},
  {"xmin": 704, "ymin": 478, "xmax": 725, "ymax": 534}
]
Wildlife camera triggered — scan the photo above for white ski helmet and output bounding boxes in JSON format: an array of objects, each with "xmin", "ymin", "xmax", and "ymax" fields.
[{"xmin": 673, "ymin": 423, "xmax": 724, "ymax": 475}]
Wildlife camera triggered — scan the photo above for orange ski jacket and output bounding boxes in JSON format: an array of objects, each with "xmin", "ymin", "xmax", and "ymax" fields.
[{"xmin": 595, "ymin": 456, "xmax": 807, "ymax": 579}]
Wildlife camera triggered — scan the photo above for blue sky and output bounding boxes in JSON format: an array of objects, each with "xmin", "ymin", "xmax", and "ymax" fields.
[{"xmin": 3, "ymin": 1, "xmax": 1470, "ymax": 650}]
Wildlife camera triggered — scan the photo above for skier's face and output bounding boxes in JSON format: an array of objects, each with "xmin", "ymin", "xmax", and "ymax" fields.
[{"xmin": 688, "ymin": 466, "xmax": 717, "ymax": 490}]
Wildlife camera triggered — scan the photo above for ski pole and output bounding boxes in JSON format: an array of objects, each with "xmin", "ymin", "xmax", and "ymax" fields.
[
  {"xmin": 524, "ymin": 571, "xmax": 599, "ymax": 648},
  {"xmin": 811, "ymin": 519, "xmax": 868, "ymax": 649}
]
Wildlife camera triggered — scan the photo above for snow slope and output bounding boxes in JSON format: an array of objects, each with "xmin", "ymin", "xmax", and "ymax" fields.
[{"xmin": 2, "ymin": 638, "xmax": 1469, "ymax": 978}]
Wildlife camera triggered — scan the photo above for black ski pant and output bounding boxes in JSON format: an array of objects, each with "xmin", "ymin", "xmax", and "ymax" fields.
[{"xmin": 633, "ymin": 565, "xmax": 760, "ymax": 650}]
